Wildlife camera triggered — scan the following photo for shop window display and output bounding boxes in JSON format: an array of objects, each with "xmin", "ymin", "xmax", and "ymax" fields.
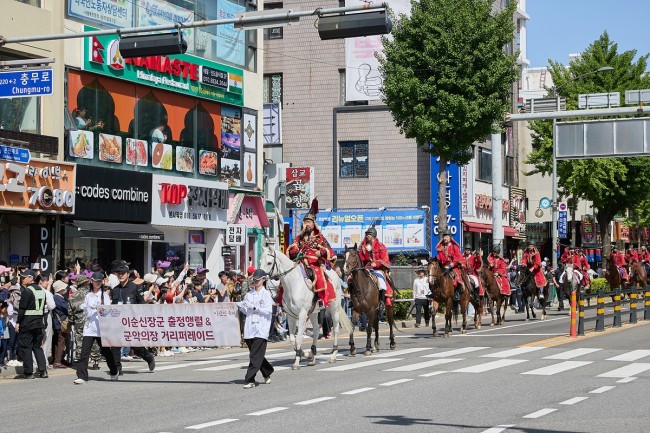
[{"xmin": 152, "ymin": 242, "xmax": 186, "ymax": 272}]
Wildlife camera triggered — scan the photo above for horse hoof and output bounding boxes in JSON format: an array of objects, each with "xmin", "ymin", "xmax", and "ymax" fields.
[
  {"xmin": 292, "ymin": 365, "xmax": 300, "ymax": 371},
  {"xmin": 390, "ymin": 343, "xmax": 396, "ymax": 350},
  {"xmin": 328, "ymin": 358, "xmax": 336, "ymax": 364},
  {"xmin": 308, "ymin": 360, "xmax": 316, "ymax": 366},
  {"xmin": 461, "ymin": 329, "xmax": 467, "ymax": 334},
  {"xmin": 364, "ymin": 350, "xmax": 372, "ymax": 356},
  {"xmin": 490, "ymin": 323, "xmax": 495, "ymax": 327},
  {"xmin": 525, "ymin": 318, "xmax": 529, "ymax": 322},
  {"xmin": 350, "ymin": 349, "xmax": 356, "ymax": 357}
]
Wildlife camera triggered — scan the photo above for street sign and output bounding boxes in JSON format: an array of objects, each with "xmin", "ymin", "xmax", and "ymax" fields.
[
  {"xmin": 539, "ymin": 197, "xmax": 551, "ymax": 209},
  {"xmin": 558, "ymin": 201, "xmax": 568, "ymax": 239},
  {"xmin": 0, "ymin": 69, "xmax": 53, "ymax": 99},
  {"xmin": 226, "ymin": 224, "xmax": 246, "ymax": 246},
  {"xmin": 0, "ymin": 145, "xmax": 31, "ymax": 163}
]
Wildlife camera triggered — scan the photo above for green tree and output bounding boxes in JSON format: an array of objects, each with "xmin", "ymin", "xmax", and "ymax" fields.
[
  {"xmin": 379, "ymin": 0, "xmax": 517, "ymax": 236},
  {"xmin": 524, "ymin": 32, "xmax": 650, "ymax": 261}
]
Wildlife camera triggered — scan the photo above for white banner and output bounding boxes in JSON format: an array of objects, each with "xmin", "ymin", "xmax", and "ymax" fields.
[
  {"xmin": 461, "ymin": 159, "xmax": 475, "ymax": 217},
  {"xmin": 68, "ymin": 0, "xmax": 134, "ymax": 29},
  {"xmin": 97, "ymin": 303, "xmax": 241, "ymax": 347}
]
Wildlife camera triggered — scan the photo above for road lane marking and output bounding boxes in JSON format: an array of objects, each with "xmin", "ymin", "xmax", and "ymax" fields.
[
  {"xmin": 383, "ymin": 358, "xmax": 462, "ymax": 372},
  {"xmin": 379, "ymin": 379, "xmax": 413, "ymax": 386},
  {"xmin": 453, "ymin": 359, "xmax": 527, "ymax": 373},
  {"xmin": 295, "ymin": 397, "xmax": 336, "ymax": 405},
  {"xmin": 467, "ymin": 316, "xmax": 567, "ymax": 335},
  {"xmin": 138, "ymin": 360, "xmax": 228, "ymax": 372},
  {"xmin": 265, "ymin": 351, "xmax": 300, "ymax": 359},
  {"xmin": 423, "ymin": 347, "xmax": 490, "ymax": 357},
  {"xmin": 196, "ymin": 362, "xmax": 250, "ymax": 371},
  {"xmin": 480, "ymin": 425, "xmax": 515, "ymax": 433},
  {"xmin": 481, "ymin": 347, "xmax": 543, "ymax": 358},
  {"xmin": 186, "ymin": 419, "xmax": 238, "ymax": 429},
  {"xmin": 341, "ymin": 387, "xmax": 375, "ymax": 395},
  {"xmin": 247, "ymin": 407, "xmax": 288, "ymax": 416},
  {"xmin": 607, "ymin": 350, "xmax": 650, "ymax": 362},
  {"xmin": 319, "ymin": 358, "xmax": 403, "ymax": 372},
  {"xmin": 617, "ymin": 377, "xmax": 637, "ymax": 383},
  {"xmin": 597, "ymin": 363, "xmax": 650, "ymax": 378},
  {"xmin": 543, "ymin": 348, "xmax": 602, "ymax": 360},
  {"xmin": 523, "ymin": 408, "xmax": 557, "ymax": 419},
  {"xmin": 590, "ymin": 386, "xmax": 616, "ymax": 394},
  {"xmin": 559, "ymin": 397, "xmax": 589, "ymax": 405},
  {"xmin": 420, "ymin": 371, "xmax": 449, "ymax": 377},
  {"xmin": 371, "ymin": 348, "xmax": 433, "ymax": 358},
  {"xmin": 522, "ymin": 361, "xmax": 592, "ymax": 376}
]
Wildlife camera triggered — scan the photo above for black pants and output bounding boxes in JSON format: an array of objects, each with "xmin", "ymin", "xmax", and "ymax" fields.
[
  {"xmin": 244, "ymin": 337, "xmax": 274, "ymax": 384},
  {"xmin": 77, "ymin": 336, "xmax": 118, "ymax": 381},
  {"xmin": 111, "ymin": 346, "xmax": 154, "ymax": 371},
  {"xmin": 414, "ymin": 299, "xmax": 431, "ymax": 326},
  {"xmin": 17, "ymin": 328, "xmax": 46, "ymax": 375},
  {"xmin": 319, "ymin": 309, "xmax": 332, "ymax": 337}
]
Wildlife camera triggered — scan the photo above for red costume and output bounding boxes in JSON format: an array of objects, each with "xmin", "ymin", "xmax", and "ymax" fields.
[
  {"xmin": 436, "ymin": 238, "xmax": 464, "ymax": 286},
  {"xmin": 521, "ymin": 247, "xmax": 547, "ymax": 289},
  {"xmin": 487, "ymin": 253, "xmax": 511, "ymax": 295},
  {"xmin": 575, "ymin": 252, "xmax": 591, "ymax": 287},
  {"xmin": 464, "ymin": 252, "xmax": 484, "ymax": 295},
  {"xmin": 626, "ymin": 249, "xmax": 640, "ymax": 264},
  {"xmin": 560, "ymin": 249, "xmax": 573, "ymax": 265},
  {"xmin": 359, "ymin": 236, "xmax": 393, "ymax": 306},
  {"xmin": 287, "ymin": 200, "xmax": 336, "ymax": 307},
  {"xmin": 609, "ymin": 251, "xmax": 629, "ymax": 281}
]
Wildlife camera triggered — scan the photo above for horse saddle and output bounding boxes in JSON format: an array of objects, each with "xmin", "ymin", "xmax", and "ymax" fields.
[{"xmin": 299, "ymin": 263, "xmax": 314, "ymax": 290}]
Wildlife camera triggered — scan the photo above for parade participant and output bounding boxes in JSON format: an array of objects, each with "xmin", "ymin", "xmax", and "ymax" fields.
[
  {"xmin": 359, "ymin": 226, "xmax": 394, "ymax": 307},
  {"xmin": 15, "ymin": 271, "xmax": 55, "ymax": 379},
  {"xmin": 287, "ymin": 199, "xmax": 336, "ymax": 307},
  {"xmin": 625, "ymin": 248, "xmax": 640, "ymax": 264},
  {"xmin": 238, "ymin": 269, "xmax": 274, "ymax": 389},
  {"xmin": 640, "ymin": 246, "xmax": 650, "ymax": 274},
  {"xmin": 74, "ymin": 272, "xmax": 118, "ymax": 384},
  {"xmin": 412, "ymin": 267, "xmax": 430, "ymax": 328},
  {"xmin": 560, "ymin": 246, "xmax": 572, "ymax": 265},
  {"xmin": 435, "ymin": 230, "xmax": 466, "ymax": 300},
  {"xmin": 488, "ymin": 246, "xmax": 511, "ymax": 295},
  {"xmin": 521, "ymin": 241, "xmax": 547, "ymax": 297},
  {"xmin": 575, "ymin": 248, "xmax": 591, "ymax": 288},
  {"xmin": 463, "ymin": 244, "xmax": 484, "ymax": 296},
  {"xmin": 609, "ymin": 246, "xmax": 629, "ymax": 283}
]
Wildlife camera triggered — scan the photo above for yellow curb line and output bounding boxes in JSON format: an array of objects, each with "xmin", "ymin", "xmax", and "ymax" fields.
[{"xmin": 520, "ymin": 320, "xmax": 650, "ymax": 348}]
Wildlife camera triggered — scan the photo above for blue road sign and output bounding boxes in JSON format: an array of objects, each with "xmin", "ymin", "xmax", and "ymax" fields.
[
  {"xmin": 0, "ymin": 69, "xmax": 53, "ymax": 99},
  {"xmin": 0, "ymin": 145, "xmax": 31, "ymax": 163},
  {"xmin": 558, "ymin": 210, "xmax": 568, "ymax": 238}
]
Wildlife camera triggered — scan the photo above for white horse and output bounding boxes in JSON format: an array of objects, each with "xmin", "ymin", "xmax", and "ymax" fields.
[
  {"xmin": 260, "ymin": 246, "xmax": 353, "ymax": 370},
  {"xmin": 560, "ymin": 263, "xmax": 580, "ymax": 303}
]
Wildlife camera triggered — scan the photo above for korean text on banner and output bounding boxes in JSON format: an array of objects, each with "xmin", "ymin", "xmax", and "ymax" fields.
[
  {"xmin": 285, "ymin": 167, "xmax": 313, "ymax": 210},
  {"xmin": 97, "ymin": 303, "xmax": 241, "ymax": 347}
]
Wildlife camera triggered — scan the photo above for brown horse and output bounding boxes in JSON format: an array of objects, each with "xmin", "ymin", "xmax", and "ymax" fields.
[
  {"xmin": 427, "ymin": 259, "xmax": 478, "ymax": 336},
  {"xmin": 629, "ymin": 262, "xmax": 647, "ymax": 290},
  {"xmin": 343, "ymin": 245, "xmax": 396, "ymax": 356},
  {"xmin": 478, "ymin": 267, "xmax": 509, "ymax": 326},
  {"xmin": 605, "ymin": 260, "xmax": 623, "ymax": 290}
]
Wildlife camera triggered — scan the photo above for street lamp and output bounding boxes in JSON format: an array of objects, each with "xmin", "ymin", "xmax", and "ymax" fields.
[{"xmin": 550, "ymin": 66, "xmax": 614, "ymax": 271}]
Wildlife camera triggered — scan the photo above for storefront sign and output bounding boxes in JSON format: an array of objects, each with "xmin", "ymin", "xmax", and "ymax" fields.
[
  {"xmin": 460, "ymin": 160, "xmax": 474, "ymax": 217},
  {"xmin": 151, "ymin": 175, "xmax": 228, "ymax": 229},
  {"xmin": 510, "ymin": 187, "xmax": 526, "ymax": 239},
  {"xmin": 430, "ymin": 156, "xmax": 461, "ymax": 248},
  {"xmin": 67, "ymin": 0, "xmax": 134, "ymax": 29},
  {"xmin": 97, "ymin": 303, "xmax": 241, "ymax": 347},
  {"xmin": 0, "ymin": 145, "xmax": 30, "ymax": 163},
  {"xmin": 83, "ymin": 27, "xmax": 244, "ymax": 106},
  {"xmin": 226, "ymin": 224, "xmax": 246, "ymax": 246},
  {"xmin": 75, "ymin": 165, "xmax": 152, "ymax": 222},
  {"xmin": 0, "ymin": 159, "xmax": 76, "ymax": 214},
  {"xmin": 475, "ymin": 194, "xmax": 511, "ymax": 213},
  {"xmin": 221, "ymin": 246, "xmax": 232, "ymax": 256},
  {"xmin": 227, "ymin": 193, "xmax": 270, "ymax": 229},
  {"xmin": 285, "ymin": 167, "xmax": 313, "ymax": 210},
  {"xmin": 581, "ymin": 215, "xmax": 595, "ymax": 244},
  {"xmin": 0, "ymin": 69, "xmax": 53, "ymax": 99}
]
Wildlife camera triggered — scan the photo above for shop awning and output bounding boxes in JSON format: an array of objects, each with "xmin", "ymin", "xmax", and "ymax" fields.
[
  {"xmin": 72, "ymin": 220, "xmax": 165, "ymax": 241},
  {"xmin": 227, "ymin": 193, "xmax": 270, "ymax": 228},
  {"xmin": 463, "ymin": 221, "xmax": 518, "ymax": 238}
]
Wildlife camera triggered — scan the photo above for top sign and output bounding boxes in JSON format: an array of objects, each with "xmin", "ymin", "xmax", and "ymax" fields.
[
  {"xmin": 0, "ymin": 69, "xmax": 53, "ymax": 99},
  {"xmin": 0, "ymin": 146, "xmax": 31, "ymax": 164}
]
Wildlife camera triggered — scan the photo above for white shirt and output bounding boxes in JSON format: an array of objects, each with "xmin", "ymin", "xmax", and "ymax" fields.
[
  {"xmin": 238, "ymin": 286, "xmax": 273, "ymax": 340},
  {"xmin": 43, "ymin": 288, "xmax": 56, "ymax": 314},
  {"xmin": 412, "ymin": 276, "xmax": 430, "ymax": 300},
  {"xmin": 80, "ymin": 290, "xmax": 111, "ymax": 337}
]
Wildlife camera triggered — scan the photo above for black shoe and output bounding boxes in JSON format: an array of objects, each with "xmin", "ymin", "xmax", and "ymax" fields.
[
  {"xmin": 147, "ymin": 356, "xmax": 155, "ymax": 372},
  {"xmin": 92, "ymin": 362, "xmax": 100, "ymax": 370},
  {"xmin": 425, "ymin": 322, "xmax": 430, "ymax": 327},
  {"xmin": 414, "ymin": 324, "xmax": 420, "ymax": 328},
  {"xmin": 37, "ymin": 370, "xmax": 48, "ymax": 379},
  {"xmin": 453, "ymin": 288, "xmax": 461, "ymax": 301},
  {"xmin": 15, "ymin": 373, "xmax": 35, "ymax": 380}
]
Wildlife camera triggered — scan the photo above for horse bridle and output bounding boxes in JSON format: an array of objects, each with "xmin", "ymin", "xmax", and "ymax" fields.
[{"xmin": 266, "ymin": 248, "xmax": 299, "ymax": 280}]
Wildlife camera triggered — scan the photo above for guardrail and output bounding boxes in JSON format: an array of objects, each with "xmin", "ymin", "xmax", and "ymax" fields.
[{"xmin": 571, "ymin": 286, "xmax": 649, "ymax": 336}]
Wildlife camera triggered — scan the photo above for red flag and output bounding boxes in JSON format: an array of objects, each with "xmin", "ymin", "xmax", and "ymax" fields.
[{"xmin": 90, "ymin": 36, "xmax": 105, "ymax": 64}]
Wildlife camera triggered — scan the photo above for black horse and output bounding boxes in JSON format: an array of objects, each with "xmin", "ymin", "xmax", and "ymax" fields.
[{"xmin": 515, "ymin": 267, "xmax": 548, "ymax": 321}]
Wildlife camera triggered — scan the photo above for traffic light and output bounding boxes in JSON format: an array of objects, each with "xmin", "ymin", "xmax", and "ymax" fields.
[
  {"xmin": 317, "ymin": 10, "xmax": 392, "ymax": 40},
  {"xmin": 118, "ymin": 32, "xmax": 188, "ymax": 58}
]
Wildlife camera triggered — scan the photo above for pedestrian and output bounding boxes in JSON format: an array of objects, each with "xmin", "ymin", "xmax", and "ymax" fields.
[
  {"xmin": 51, "ymin": 280, "xmax": 71, "ymax": 368},
  {"xmin": 74, "ymin": 272, "xmax": 118, "ymax": 384},
  {"xmin": 15, "ymin": 271, "xmax": 55, "ymax": 379},
  {"xmin": 412, "ymin": 267, "xmax": 431, "ymax": 328},
  {"xmin": 238, "ymin": 269, "xmax": 274, "ymax": 389}
]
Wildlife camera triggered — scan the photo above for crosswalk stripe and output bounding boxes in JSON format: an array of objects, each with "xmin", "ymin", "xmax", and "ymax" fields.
[
  {"xmin": 523, "ymin": 408, "xmax": 557, "ymax": 419},
  {"xmin": 196, "ymin": 362, "xmax": 249, "ymax": 372},
  {"xmin": 522, "ymin": 361, "xmax": 592, "ymax": 376},
  {"xmin": 379, "ymin": 379, "xmax": 413, "ymax": 386},
  {"xmin": 319, "ymin": 358, "xmax": 403, "ymax": 372},
  {"xmin": 247, "ymin": 407, "xmax": 287, "ymax": 416},
  {"xmin": 423, "ymin": 347, "xmax": 490, "ymax": 358},
  {"xmin": 371, "ymin": 348, "xmax": 433, "ymax": 358},
  {"xmin": 383, "ymin": 358, "xmax": 462, "ymax": 372},
  {"xmin": 419, "ymin": 371, "xmax": 449, "ymax": 377},
  {"xmin": 479, "ymin": 425, "xmax": 515, "ymax": 433},
  {"xmin": 543, "ymin": 348, "xmax": 602, "ymax": 360},
  {"xmin": 454, "ymin": 359, "xmax": 527, "ymax": 373},
  {"xmin": 341, "ymin": 387, "xmax": 375, "ymax": 395},
  {"xmin": 295, "ymin": 397, "xmax": 336, "ymax": 405},
  {"xmin": 481, "ymin": 347, "xmax": 543, "ymax": 358},
  {"xmin": 590, "ymin": 386, "xmax": 615, "ymax": 394},
  {"xmin": 617, "ymin": 377, "xmax": 637, "ymax": 383},
  {"xmin": 606, "ymin": 350, "xmax": 650, "ymax": 362},
  {"xmin": 186, "ymin": 419, "xmax": 238, "ymax": 429},
  {"xmin": 265, "ymin": 351, "xmax": 300, "ymax": 359},
  {"xmin": 597, "ymin": 363, "xmax": 650, "ymax": 378},
  {"xmin": 139, "ymin": 360, "xmax": 228, "ymax": 372},
  {"xmin": 559, "ymin": 397, "xmax": 589, "ymax": 405}
]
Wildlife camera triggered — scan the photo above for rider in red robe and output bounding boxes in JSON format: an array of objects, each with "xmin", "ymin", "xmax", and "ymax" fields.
[
  {"xmin": 463, "ymin": 244, "xmax": 484, "ymax": 296},
  {"xmin": 287, "ymin": 199, "xmax": 336, "ymax": 307},
  {"xmin": 520, "ymin": 241, "xmax": 546, "ymax": 296},
  {"xmin": 640, "ymin": 246, "xmax": 650, "ymax": 274},
  {"xmin": 435, "ymin": 229, "xmax": 465, "ymax": 300},
  {"xmin": 626, "ymin": 248, "xmax": 640, "ymax": 264},
  {"xmin": 609, "ymin": 247, "xmax": 629, "ymax": 283},
  {"xmin": 359, "ymin": 226, "xmax": 393, "ymax": 307},
  {"xmin": 560, "ymin": 246, "xmax": 573, "ymax": 265},
  {"xmin": 575, "ymin": 248, "xmax": 591, "ymax": 288},
  {"xmin": 487, "ymin": 245, "xmax": 510, "ymax": 295}
]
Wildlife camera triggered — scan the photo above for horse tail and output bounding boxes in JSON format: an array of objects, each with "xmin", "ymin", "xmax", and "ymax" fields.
[
  {"xmin": 337, "ymin": 304, "xmax": 354, "ymax": 335},
  {"xmin": 452, "ymin": 299, "xmax": 460, "ymax": 324}
]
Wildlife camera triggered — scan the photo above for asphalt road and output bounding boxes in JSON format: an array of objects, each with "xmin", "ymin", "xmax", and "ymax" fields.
[{"xmin": 4, "ymin": 305, "xmax": 649, "ymax": 433}]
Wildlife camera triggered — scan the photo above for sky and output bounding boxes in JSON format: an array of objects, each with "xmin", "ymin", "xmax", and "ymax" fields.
[{"xmin": 526, "ymin": 0, "xmax": 650, "ymax": 69}]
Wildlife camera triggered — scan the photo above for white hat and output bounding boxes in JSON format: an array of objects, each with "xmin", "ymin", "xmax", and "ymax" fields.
[
  {"xmin": 53, "ymin": 280, "xmax": 67, "ymax": 294},
  {"xmin": 155, "ymin": 277, "xmax": 167, "ymax": 286},
  {"xmin": 107, "ymin": 274, "xmax": 119, "ymax": 289},
  {"xmin": 143, "ymin": 273, "xmax": 158, "ymax": 284}
]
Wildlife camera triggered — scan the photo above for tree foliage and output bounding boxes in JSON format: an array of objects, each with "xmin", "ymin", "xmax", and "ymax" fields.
[
  {"xmin": 524, "ymin": 32, "xmax": 650, "ymax": 256},
  {"xmin": 379, "ymin": 0, "xmax": 518, "ymax": 232}
]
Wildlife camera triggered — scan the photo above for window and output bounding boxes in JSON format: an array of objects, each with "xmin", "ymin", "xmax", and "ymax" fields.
[
  {"xmin": 478, "ymin": 148, "xmax": 492, "ymax": 182},
  {"xmin": 340, "ymin": 141, "xmax": 369, "ymax": 178},
  {"xmin": 263, "ymin": 2, "xmax": 284, "ymax": 39},
  {"xmin": 15, "ymin": 0, "xmax": 40, "ymax": 6},
  {"xmin": 263, "ymin": 74, "xmax": 282, "ymax": 104},
  {"xmin": 0, "ymin": 53, "xmax": 40, "ymax": 134}
]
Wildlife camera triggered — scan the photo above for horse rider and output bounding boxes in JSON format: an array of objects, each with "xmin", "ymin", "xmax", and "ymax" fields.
[
  {"xmin": 560, "ymin": 245, "xmax": 573, "ymax": 266},
  {"xmin": 435, "ymin": 229, "xmax": 466, "ymax": 300},
  {"xmin": 520, "ymin": 241, "xmax": 546, "ymax": 298},
  {"xmin": 609, "ymin": 246, "xmax": 629, "ymax": 284},
  {"xmin": 640, "ymin": 246, "xmax": 650, "ymax": 275},
  {"xmin": 287, "ymin": 198, "xmax": 337, "ymax": 308},
  {"xmin": 626, "ymin": 247, "xmax": 640, "ymax": 265},
  {"xmin": 463, "ymin": 244, "xmax": 483, "ymax": 296},
  {"xmin": 487, "ymin": 245, "xmax": 511, "ymax": 295},
  {"xmin": 575, "ymin": 248, "xmax": 591, "ymax": 289},
  {"xmin": 359, "ymin": 226, "xmax": 394, "ymax": 307}
]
